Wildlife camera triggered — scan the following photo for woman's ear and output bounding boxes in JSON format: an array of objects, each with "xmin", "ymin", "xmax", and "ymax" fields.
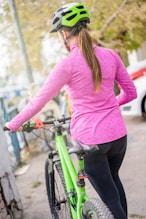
[{"xmin": 62, "ymin": 30, "xmax": 69, "ymax": 40}]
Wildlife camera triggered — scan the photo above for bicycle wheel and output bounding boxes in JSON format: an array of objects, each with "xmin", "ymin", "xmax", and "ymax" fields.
[
  {"xmin": 45, "ymin": 158, "xmax": 72, "ymax": 219},
  {"xmin": 82, "ymin": 198, "xmax": 115, "ymax": 219},
  {"xmin": 43, "ymin": 125, "xmax": 56, "ymax": 150}
]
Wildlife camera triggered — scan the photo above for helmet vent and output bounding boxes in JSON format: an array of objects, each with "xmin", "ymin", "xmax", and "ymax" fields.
[
  {"xmin": 80, "ymin": 11, "xmax": 87, "ymax": 15},
  {"xmin": 76, "ymin": 5, "xmax": 84, "ymax": 9},
  {"xmin": 62, "ymin": 10, "xmax": 72, "ymax": 16},
  {"xmin": 53, "ymin": 17, "xmax": 60, "ymax": 24},
  {"xmin": 66, "ymin": 14, "xmax": 77, "ymax": 21},
  {"xmin": 57, "ymin": 8, "xmax": 64, "ymax": 12}
]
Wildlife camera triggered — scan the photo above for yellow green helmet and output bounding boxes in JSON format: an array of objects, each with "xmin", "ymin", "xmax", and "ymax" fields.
[{"xmin": 50, "ymin": 3, "xmax": 90, "ymax": 33}]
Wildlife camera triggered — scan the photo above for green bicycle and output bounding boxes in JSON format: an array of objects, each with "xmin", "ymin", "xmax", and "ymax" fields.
[{"xmin": 4, "ymin": 117, "xmax": 114, "ymax": 219}]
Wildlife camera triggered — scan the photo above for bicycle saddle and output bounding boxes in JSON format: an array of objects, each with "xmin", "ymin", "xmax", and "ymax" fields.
[{"xmin": 68, "ymin": 145, "xmax": 99, "ymax": 155}]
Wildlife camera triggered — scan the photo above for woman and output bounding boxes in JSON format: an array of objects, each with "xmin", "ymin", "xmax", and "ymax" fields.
[{"xmin": 6, "ymin": 3, "xmax": 137, "ymax": 219}]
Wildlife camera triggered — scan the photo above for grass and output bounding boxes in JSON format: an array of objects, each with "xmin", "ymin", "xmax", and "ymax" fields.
[
  {"xmin": 129, "ymin": 213, "xmax": 145, "ymax": 218},
  {"xmin": 25, "ymin": 195, "xmax": 32, "ymax": 199},
  {"xmin": 32, "ymin": 180, "xmax": 42, "ymax": 188}
]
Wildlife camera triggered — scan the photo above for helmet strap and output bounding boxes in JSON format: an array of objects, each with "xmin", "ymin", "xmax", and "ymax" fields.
[{"xmin": 60, "ymin": 27, "xmax": 78, "ymax": 52}]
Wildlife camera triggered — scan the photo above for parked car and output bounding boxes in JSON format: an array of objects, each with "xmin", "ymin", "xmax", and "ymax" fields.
[{"xmin": 120, "ymin": 59, "xmax": 146, "ymax": 117}]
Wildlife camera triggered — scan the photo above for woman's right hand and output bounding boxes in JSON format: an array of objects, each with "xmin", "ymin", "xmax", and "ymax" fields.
[{"xmin": 4, "ymin": 123, "xmax": 22, "ymax": 132}]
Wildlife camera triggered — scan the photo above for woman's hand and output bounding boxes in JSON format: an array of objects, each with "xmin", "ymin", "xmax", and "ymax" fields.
[{"xmin": 5, "ymin": 123, "xmax": 22, "ymax": 132}]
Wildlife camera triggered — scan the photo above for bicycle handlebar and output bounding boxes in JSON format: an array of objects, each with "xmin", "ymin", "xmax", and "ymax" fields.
[
  {"xmin": 43, "ymin": 117, "xmax": 71, "ymax": 125},
  {"xmin": 3, "ymin": 117, "xmax": 71, "ymax": 133}
]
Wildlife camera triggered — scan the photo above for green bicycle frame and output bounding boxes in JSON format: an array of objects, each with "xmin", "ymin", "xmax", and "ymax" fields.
[{"xmin": 55, "ymin": 133, "xmax": 89, "ymax": 219}]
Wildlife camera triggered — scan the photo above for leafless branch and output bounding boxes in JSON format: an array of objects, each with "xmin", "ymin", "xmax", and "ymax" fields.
[
  {"xmin": 89, "ymin": 0, "xmax": 97, "ymax": 15},
  {"xmin": 100, "ymin": 0, "xmax": 127, "ymax": 36}
]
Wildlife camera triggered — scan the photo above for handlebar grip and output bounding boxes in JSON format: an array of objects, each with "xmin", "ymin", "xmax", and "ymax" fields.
[
  {"xmin": 3, "ymin": 120, "xmax": 37, "ymax": 133},
  {"xmin": 3, "ymin": 126, "xmax": 10, "ymax": 131}
]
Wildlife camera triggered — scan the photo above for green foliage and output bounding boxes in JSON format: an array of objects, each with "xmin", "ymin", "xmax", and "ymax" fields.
[{"xmin": 88, "ymin": 0, "xmax": 146, "ymax": 55}]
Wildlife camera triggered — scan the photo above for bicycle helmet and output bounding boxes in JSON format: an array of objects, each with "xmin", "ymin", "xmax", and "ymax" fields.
[{"xmin": 50, "ymin": 3, "xmax": 90, "ymax": 33}]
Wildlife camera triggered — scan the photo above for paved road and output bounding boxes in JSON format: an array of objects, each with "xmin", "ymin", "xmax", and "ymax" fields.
[{"xmin": 15, "ymin": 116, "xmax": 146, "ymax": 219}]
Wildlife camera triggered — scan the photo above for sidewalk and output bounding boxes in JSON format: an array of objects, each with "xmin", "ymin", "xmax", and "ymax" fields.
[{"xmin": 15, "ymin": 151, "xmax": 51, "ymax": 219}]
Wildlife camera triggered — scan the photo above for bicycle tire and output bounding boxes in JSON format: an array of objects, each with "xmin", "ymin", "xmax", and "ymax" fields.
[
  {"xmin": 45, "ymin": 158, "xmax": 72, "ymax": 219},
  {"xmin": 82, "ymin": 198, "xmax": 115, "ymax": 219}
]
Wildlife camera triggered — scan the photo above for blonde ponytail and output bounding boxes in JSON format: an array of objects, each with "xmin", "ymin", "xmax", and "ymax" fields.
[{"xmin": 77, "ymin": 29, "xmax": 102, "ymax": 92}]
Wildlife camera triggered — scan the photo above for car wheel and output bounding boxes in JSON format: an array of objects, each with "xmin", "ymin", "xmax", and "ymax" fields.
[{"xmin": 142, "ymin": 96, "xmax": 146, "ymax": 117}]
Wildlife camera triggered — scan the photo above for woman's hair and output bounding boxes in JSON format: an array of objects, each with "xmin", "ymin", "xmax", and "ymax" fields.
[
  {"xmin": 62, "ymin": 25, "xmax": 102, "ymax": 92},
  {"xmin": 78, "ymin": 28, "xmax": 102, "ymax": 92}
]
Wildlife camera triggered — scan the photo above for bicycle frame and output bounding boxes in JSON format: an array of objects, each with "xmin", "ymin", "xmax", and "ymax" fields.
[{"xmin": 55, "ymin": 131, "xmax": 89, "ymax": 219}]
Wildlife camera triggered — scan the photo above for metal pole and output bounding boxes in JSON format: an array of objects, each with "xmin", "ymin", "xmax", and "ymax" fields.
[{"xmin": 8, "ymin": 0, "xmax": 34, "ymax": 83}]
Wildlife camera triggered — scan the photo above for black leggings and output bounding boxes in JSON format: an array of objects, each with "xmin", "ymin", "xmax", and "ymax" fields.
[{"xmin": 84, "ymin": 135, "xmax": 127, "ymax": 219}]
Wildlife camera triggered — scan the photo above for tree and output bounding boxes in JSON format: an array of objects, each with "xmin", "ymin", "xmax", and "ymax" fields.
[
  {"xmin": 89, "ymin": 0, "xmax": 146, "ymax": 53},
  {"xmin": 12, "ymin": 0, "xmax": 146, "ymax": 59}
]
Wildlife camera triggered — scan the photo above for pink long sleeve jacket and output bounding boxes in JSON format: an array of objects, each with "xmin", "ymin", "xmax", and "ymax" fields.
[{"xmin": 7, "ymin": 42, "xmax": 137, "ymax": 144}]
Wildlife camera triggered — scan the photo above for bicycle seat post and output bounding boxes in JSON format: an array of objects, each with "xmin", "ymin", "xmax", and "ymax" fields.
[{"xmin": 76, "ymin": 152, "xmax": 88, "ymax": 187}]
